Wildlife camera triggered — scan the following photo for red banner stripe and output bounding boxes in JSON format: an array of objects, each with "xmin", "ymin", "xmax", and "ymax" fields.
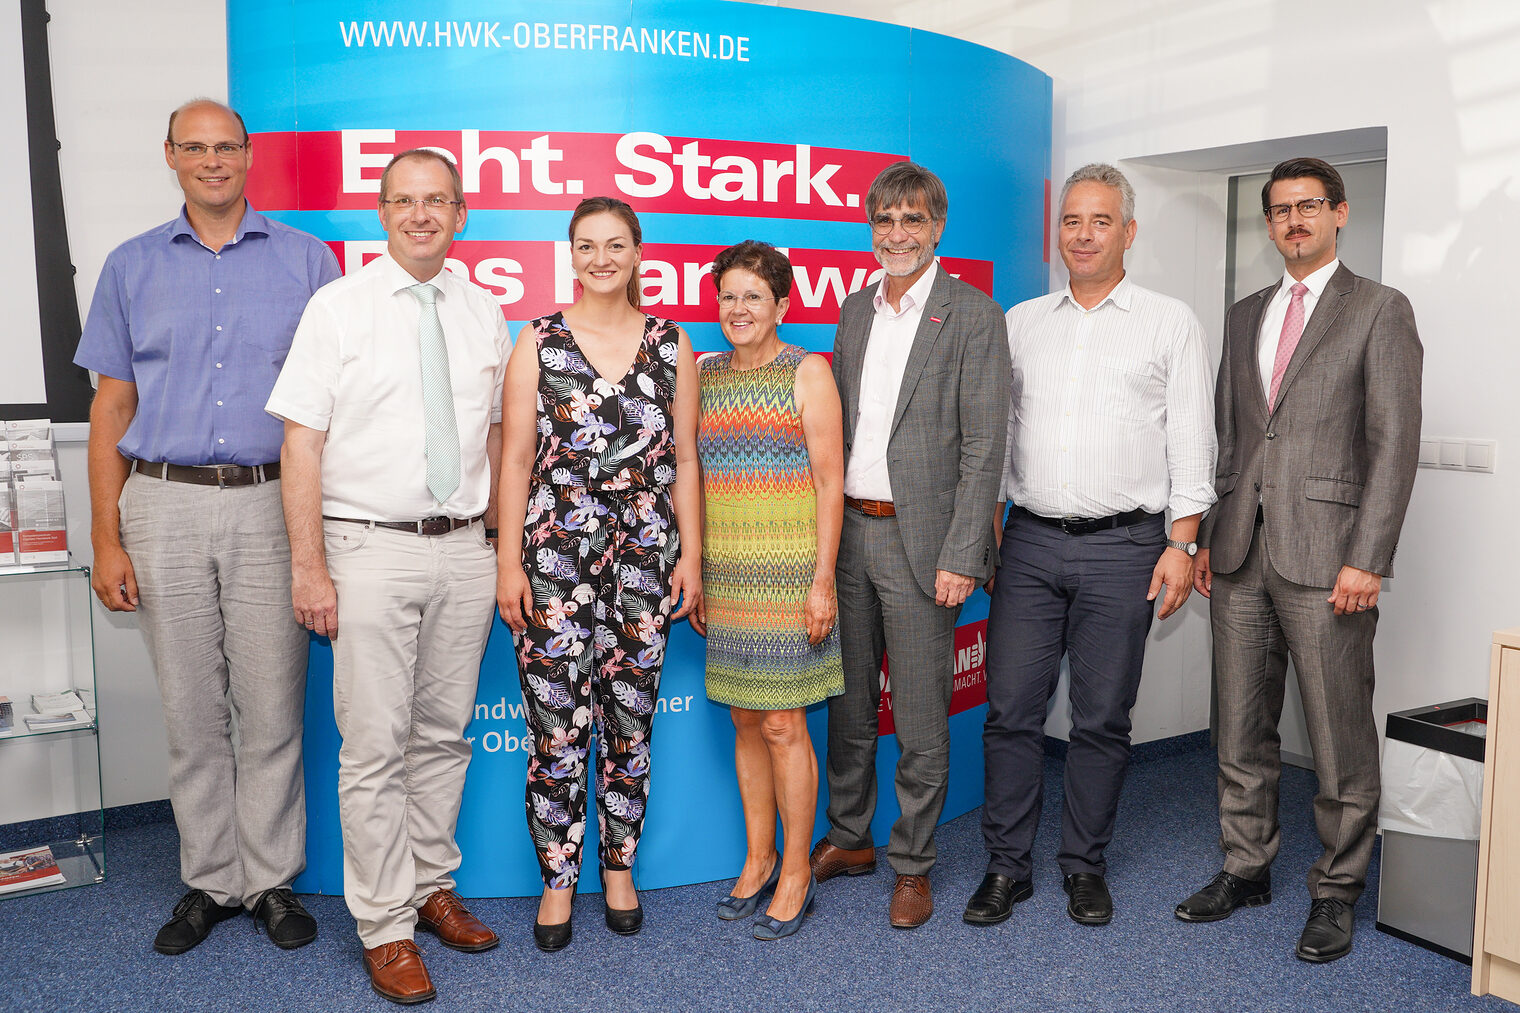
[{"xmin": 247, "ymin": 129, "xmax": 904, "ymax": 221}]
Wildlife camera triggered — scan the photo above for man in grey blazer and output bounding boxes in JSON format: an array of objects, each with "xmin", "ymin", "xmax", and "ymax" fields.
[
  {"xmin": 1176, "ymin": 157, "xmax": 1422, "ymax": 964},
  {"xmin": 808, "ymin": 161, "xmax": 1010, "ymax": 928}
]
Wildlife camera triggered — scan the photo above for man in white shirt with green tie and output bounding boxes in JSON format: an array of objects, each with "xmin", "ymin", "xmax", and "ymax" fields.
[{"xmin": 267, "ymin": 149, "xmax": 509, "ymax": 1005}]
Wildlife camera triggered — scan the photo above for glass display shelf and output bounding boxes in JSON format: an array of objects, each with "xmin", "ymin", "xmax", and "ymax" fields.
[
  {"xmin": 0, "ymin": 558, "xmax": 107, "ymax": 900},
  {"xmin": 0, "ymin": 830, "xmax": 106, "ymax": 901}
]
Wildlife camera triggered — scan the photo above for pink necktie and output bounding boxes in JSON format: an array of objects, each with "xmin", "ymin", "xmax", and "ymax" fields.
[{"xmin": 1268, "ymin": 282, "xmax": 1309, "ymax": 409}]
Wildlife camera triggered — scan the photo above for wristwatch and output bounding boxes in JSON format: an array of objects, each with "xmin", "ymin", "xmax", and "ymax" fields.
[{"xmin": 1166, "ymin": 538, "xmax": 1197, "ymax": 556}]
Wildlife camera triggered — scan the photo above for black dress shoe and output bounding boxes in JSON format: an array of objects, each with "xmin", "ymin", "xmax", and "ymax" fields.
[
  {"xmin": 1062, "ymin": 873, "xmax": 1113, "ymax": 926},
  {"xmin": 1175, "ymin": 871, "xmax": 1272, "ymax": 922},
  {"xmin": 962, "ymin": 872, "xmax": 1033, "ymax": 925},
  {"xmin": 599, "ymin": 867, "xmax": 643, "ymax": 936},
  {"xmin": 252, "ymin": 887, "xmax": 318, "ymax": 949},
  {"xmin": 1296, "ymin": 897, "xmax": 1354, "ymax": 963},
  {"xmin": 153, "ymin": 889, "xmax": 244, "ymax": 954}
]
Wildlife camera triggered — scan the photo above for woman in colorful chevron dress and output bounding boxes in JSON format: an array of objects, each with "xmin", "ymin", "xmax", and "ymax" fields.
[
  {"xmin": 497, "ymin": 197, "xmax": 702, "ymax": 952},
  {"xmin": 694, "ymin": 240, "xmax": 844, "ymax": 940}
]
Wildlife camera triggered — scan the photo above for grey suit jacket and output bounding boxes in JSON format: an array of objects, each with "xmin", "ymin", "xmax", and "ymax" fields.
[
  {"xmin": 1200, "ymin": 263, "xmax": 1422, "ymax": 588},
  {"xmin": 832, "ymin": 267, "xmax": 1011, "ymax": 597}
]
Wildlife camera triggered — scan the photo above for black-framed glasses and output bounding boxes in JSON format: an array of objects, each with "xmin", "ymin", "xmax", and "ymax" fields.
[
  {"xmin": 716, "ymin": 292, "xmax": 774, "ymax": 309},
  {"xmin": 169, "ymin": 141, "xmax": 245, "ymax": 158},
  {"xmin": 1264, "ymin": 197, "xmax": 1338, "ymax": 222},
  {"xmin": 869, "ymin": 213, "xmax": 934, "ymax": 235},
  {"xmin": 380, "ymin": 197, "xmax": 464, "ymax": 210}
]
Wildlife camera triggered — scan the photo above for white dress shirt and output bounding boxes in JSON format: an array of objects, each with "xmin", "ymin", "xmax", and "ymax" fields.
[
  {"xmin": 1257, "ymin": 258, "xmax": 1340, "ymax": 400},
  {"xmin": 843, "ymin": 260, "xmax": 939, "ymax": 501},
  {"xmin": 1002, "ymin": 276, "xmax": 1216, "ymax": 519},
  {"xmin": 266, "ymin": 254, "xmax": 510, "ymax": 520}
]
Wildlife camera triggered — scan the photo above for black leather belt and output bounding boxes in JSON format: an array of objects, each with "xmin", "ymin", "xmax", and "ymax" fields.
[
  {"xmin": 323, "ymin": 514, "xmax": 483, "ymax": 536},
  {"xmin": 133, "ymin": 460, "xmax": 280, "ymax": 487},
  {"xmin": 1018, "ymin": 505, "xmax": 1159, "ymax": 536}
]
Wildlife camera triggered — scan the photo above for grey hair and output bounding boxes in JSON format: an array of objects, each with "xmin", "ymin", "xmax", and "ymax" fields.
[
  {"xmin": 864, "ymin": 161, "xmax": 949, "ymax": 223},
  {"xmin": 1059, "ymin": 163, "xmax": 1135, "ymax": 225}
]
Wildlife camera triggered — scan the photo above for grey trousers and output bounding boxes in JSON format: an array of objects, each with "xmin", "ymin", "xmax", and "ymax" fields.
[
  {"xmin": 980, "ymin": 510, "xmax": 1164, "ymax": 880},
  {"xmin": 827, "ymin": 509, "xmax": 959, "ymax": 876},
  {"xmin": 324, "ymin": 520, "xmax": 496, "ymax": 947},
  {"xmin": 1211, "ymin": 522, "xmax": 1380, "ymax": 903},
  {"xmin": 118, "ymin": 471, "xmax": 309, "ymax": 909}
]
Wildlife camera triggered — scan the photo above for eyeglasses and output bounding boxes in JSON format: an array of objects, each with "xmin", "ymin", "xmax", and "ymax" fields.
[
  {"xmin": 716, "ymin": 292, "xmax": 774, "ymax": 309},
  {"xmin": 380, "ymin": 197, "xmax": 465, "ymax": 210},
  {"xmin": 169, "ymin": 142, "xmax": 246, "ymax": 158},
  {"xmin": 1264, "ymin": 197, "xmax": 1338, "ymax": 222},
  {"xmin": 869, "ymin": 213, "xmax": 934, "ymax": 235}
]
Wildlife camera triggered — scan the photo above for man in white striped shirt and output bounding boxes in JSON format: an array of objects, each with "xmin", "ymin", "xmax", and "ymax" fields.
[{"xmin": 964, "ymin": 164, "xmax": 1216, "ymax": 929}]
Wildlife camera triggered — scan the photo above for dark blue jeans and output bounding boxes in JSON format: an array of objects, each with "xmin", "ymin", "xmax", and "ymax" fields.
[{"xmin": 980, "ymin": 508, "xmax": 1166, "ymax": 880}]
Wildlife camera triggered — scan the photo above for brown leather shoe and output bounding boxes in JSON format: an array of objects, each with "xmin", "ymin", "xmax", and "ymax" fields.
[
  {"xmin": 809, "ymin": 839, "xmax": 877, "ymax": 882},
  {"xmin": 890, "ymin": 874, "xmax": 933, "ymax": 929},
  {"xmin": 363, "ymin": 939, "xmax": 435, "ymax": 1005},
  {"xmin": 417, "ymin": 889, "xmax": 499, "ymax": 952}
]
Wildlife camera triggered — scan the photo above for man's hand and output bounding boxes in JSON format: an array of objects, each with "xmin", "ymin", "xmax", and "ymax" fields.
[
  {"xmin": 91, "ymin": 542, "xmax": 139, "ymax": 611},
  {"xmin": 1192, "ymin": 547, "xmax": 1213, "ymax": 599},
  {"xmin": 292, "ymin": 565, "xmax": 339, "ymax": 638},
  {"xmin": 935, "ymin": 569, "xmax": 976, "ymax": 608},
  {"xmin": 1148, "ymin": 547, "xmax": 1194, "ymax": 619},
  {"xmin": 1328, "ymin": 565, "xmax": 1382, "ymax": 616}
]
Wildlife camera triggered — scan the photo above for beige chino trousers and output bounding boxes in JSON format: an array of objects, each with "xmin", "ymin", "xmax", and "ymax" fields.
[{"xmin": 324, "ymin": 519, "xmax": 496, "ymax": 947}]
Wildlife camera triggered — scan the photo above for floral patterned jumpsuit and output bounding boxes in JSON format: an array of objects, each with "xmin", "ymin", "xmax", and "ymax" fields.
[{"xmin": 515, "ymin": 310, "xmax": 681, "ymax": 888}]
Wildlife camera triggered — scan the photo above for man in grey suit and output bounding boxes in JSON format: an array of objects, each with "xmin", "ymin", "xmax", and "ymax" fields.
[
  {"xmin": 809, "ymin": 161, "xmax": 1010, "ymax": 928},
  {"xmin": 1176, "ymin": 157, "xmax": 1422, "ymax": 964}
]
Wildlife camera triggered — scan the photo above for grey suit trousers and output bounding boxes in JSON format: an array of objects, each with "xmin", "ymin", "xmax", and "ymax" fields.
[
  {"xmin": 1211, "ymin": 521, "xmax": 1380, "ymax": 902},
  {"xmin": 827, "ymin": 509, "xmax": 958, "ymax": 876},
  {"xmin": 118, "ymin": 471, "xmax": 309, "ymax": 909}
]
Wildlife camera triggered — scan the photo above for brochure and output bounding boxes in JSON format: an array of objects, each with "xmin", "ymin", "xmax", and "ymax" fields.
[
  {"xmin": 31, "ymin": 690, "xmax": 86, "ymax": 715},
  {"xmin": 0, "ymin": 845, "xmax": 66, "ymax": 895}
]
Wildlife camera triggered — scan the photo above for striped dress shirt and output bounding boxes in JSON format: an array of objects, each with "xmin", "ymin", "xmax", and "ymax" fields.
[{"xmin": 1001, "ymin": 276, "xmax": 1216, "ymax": 520}]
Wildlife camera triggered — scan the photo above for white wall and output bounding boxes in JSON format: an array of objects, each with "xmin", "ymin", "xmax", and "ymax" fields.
[
  {"xmin": 19, "ymin": 0, "xmax": 1518, "ymax": 806},
  {"xmin": 772, "ymin": 0, "xmax": 1520, "ymax": 756}
]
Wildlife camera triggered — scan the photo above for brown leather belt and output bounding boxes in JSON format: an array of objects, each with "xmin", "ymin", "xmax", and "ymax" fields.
[
  {"xmin": 845, "ymin": 496, "xmax": 896, "ymax": 517},
  {"xmin": 133, "ymin": 460, "xmax": 280, "ymax": 487},
  {"xmin": 323, "ymin": 514, "xmax": 483, "ymax": 536}
]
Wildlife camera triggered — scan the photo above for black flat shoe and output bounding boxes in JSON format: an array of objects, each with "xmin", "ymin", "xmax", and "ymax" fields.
[
  {"xmin": 1175, "ymin": 870, "xmax": 1271, "ymax": 923},
  {"xmin": 600, "ymin": 867, "xmax": 643, "ymax": 936},
  {"xmin": 1062, "ymin": 872, "xmax": 1113, "ymax": 926},
  {"xmin": 533, "ymin": 882, "xmax": 576, "ymax": 953},
  {"xmin": 1296, "ymin": 897, "xmax": 1354, "ymax": 963},
  {"xmin": 962, "ymin": 872, "xmax": 1033, "ymax": 925},
  {"xmin": 153, "ymin": 889, "xmax": 244, "ymax": 955}
]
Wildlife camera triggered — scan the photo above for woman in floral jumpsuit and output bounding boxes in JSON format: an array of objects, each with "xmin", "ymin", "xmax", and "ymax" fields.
[{"xmin": 496, "ymin": 197, "xmax": 702, "ymax": 950}]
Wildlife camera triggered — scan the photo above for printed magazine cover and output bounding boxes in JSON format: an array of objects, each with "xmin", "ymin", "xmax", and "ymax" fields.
[{"xmin": 0, "ymin": 845, "xmax": 65, "ymax": 895}]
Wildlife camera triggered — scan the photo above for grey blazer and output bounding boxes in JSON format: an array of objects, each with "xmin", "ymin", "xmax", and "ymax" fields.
[
  {"xmin": 1200, "ymin": 263, "xmax": 1422, "ymax": 587},
  {"xmin": 832, "ymin": 267, "xmax": 1011, "ymax": 596}
]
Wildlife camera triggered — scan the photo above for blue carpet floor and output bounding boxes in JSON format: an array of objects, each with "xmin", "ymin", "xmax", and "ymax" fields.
[{"xmin": 1, "ymin": 747, "xmax": 1506, "ymax": 1013}]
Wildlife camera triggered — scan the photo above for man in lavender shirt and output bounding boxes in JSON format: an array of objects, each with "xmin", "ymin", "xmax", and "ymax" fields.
[{"xmin": 74, "ymin": 100, "xmax": 339, "ymax": 955}]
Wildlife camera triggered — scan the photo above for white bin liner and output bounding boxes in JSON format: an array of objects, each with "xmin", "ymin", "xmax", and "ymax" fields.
[{"xmin": 1378, "ymin": 737, "xmax": 1484, "ymax": 840}]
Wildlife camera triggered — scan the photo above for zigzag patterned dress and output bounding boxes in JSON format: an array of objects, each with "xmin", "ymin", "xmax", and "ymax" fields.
[{"xmin": 697, "ymin": 344, "xmax": 843, "ymax": 710}]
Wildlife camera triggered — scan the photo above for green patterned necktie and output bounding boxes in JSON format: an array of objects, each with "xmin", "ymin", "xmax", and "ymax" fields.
[{"xmin": 409, "ymin": 283, "xmax": 461, "ymax": 504}]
